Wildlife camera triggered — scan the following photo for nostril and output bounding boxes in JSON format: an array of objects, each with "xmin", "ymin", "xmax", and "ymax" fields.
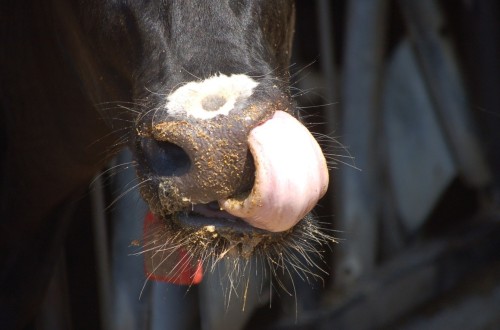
[
  {"xmin": 140, "ymin": 138, "xmax": 191, "ymax": 177},
  {"xmin": 201, "ymin": 94, "xmax": 227, "ymax": 112}
]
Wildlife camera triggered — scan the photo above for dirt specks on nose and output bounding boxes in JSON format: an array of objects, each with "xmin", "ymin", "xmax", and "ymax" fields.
[{"xmin": 149, "ymin": 109, "xmax": 260, "ymax": 213}]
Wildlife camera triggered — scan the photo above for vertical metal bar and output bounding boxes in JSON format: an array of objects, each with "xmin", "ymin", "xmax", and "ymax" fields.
[
  {"xmin": 36, "ymin": 252, "xmax": 72, "ymax": 330},
  {"xmin": 108, "ymin": 150, "xmax": 151, "ymax": 330},
  {"xmin": 315, "ymin": 0, "xmax": 342, "ymax": 290},
  {"xmin": 397, "ymin": 0, "xmax": 492, "ymax": 188},
  {"xmin": 109, "ymin": 150, "xmax": 198, "ymax": 330},
  {"xmin": 316, "ymin": 0, "xmax": 338, "ymax": 130},
  {"xmin": 91, "ymin": 175, "xmax": 112, "ymax": 330},
  {"xmin": 335, "ymin": 0, "xmax": 389, "ymax": 288}
]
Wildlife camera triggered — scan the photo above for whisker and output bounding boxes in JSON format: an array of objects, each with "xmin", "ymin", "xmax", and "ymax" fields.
[
  {"xmin": 89, "ymin": 161, "xmax": 137, "ymax": 187},
  {"xmin": 298, "ymin": 101, "xmax": 339, "ymax": 109},
  {"xmin": 105, "ymin": 178, "xmax": 151, "ymax": 211}
]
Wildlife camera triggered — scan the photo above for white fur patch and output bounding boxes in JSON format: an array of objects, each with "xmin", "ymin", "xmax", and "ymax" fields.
[{"xmin": 165, "ymin": 74, "xmax": 259, "ymax": 120}]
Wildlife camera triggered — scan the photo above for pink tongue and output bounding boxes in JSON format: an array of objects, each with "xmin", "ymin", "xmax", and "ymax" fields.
[{"xmin": 219, "ymin": 110, "xmax": 329, "ymax": 232}]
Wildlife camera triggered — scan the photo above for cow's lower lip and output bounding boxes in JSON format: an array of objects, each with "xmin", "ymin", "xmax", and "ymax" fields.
[
  {"xmin": 172, "ymin": 202, "xmax": 283, "ymax": 239},
  {"xmin": 176, "ymin": 213, "xmax": 266, "ymax": 235}
]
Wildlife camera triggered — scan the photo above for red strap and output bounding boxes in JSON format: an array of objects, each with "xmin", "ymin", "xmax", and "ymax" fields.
[{"xmin": 143, "ymin": 212, "xmax": 203, "ymax": 285}]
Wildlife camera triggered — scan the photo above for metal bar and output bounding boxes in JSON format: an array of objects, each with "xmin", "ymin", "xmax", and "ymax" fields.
[
  {"xmin": 108, "ymin": 151, "xmax": 151, "ymax": 330},
  {"xmin": 316, "ymin": 0, "xmax": 338, "ymax": 129},
  {"xmin": 91, "ymin": 175, "xmax": 112, "ymax": 330},
  {"xmin": 315, "ymin": 0, "xmax": 341, "ymax": 292},
  {"xmin": 36, "ymin": 251, "xmax": 72, "ymax": 330},
  {"xmin": 397, "ymin": 0, "xmax": 492, "ymax": 188},
  {"xmin": 335, "ymin": 0, "xmax": 389, "ymax": 288}
]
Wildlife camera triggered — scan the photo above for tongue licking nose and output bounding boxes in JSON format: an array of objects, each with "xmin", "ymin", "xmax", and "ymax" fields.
[
  {"xmin": 147, "ymin": 74, "xmax": 329, "ymax": 231},
  {"xmin": 220, "ymin": 110, "xmax": 329, "ymax": 232}
]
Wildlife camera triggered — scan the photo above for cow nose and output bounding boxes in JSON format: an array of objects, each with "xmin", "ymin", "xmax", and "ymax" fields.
[
  {"xmin": 148, "ymin": 116, "xmax": 256, "ymax": 208},
  {"xmin": 145, "ymin": 74, "xmax": 275, "ymax": 212}
]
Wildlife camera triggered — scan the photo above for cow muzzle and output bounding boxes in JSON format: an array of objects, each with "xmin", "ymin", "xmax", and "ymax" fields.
[{"xmin": 136, "ymin": 73, "xmax": 328, "ymax": 240}]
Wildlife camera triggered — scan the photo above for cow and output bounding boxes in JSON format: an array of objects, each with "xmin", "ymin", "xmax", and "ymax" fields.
[{"xmin": 0, "ymin": 0, "xmax": 331, "ymax": 328}]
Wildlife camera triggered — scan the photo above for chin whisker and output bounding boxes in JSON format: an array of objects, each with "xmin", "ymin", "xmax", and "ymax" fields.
[{"xmin": 136, "ymin": 213, "xmax": 336, "ymax": 311}]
